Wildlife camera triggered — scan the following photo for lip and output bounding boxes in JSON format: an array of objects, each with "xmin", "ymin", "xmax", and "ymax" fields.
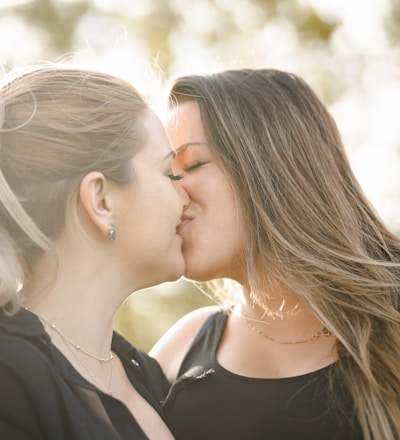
[{"xmin": 177, "ymin": 214, "xmax": 192, "ymax": 232}]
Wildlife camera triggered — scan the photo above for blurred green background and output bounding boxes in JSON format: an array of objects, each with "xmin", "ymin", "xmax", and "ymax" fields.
[{"xmin": 1, "ymin": 0, "xmax": 399, "ymax": 351}]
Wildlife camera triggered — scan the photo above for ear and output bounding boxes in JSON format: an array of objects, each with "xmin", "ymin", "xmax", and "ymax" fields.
[{"xmin": 79, "ymin": 171, "xmax": 113, "ymax": 237}]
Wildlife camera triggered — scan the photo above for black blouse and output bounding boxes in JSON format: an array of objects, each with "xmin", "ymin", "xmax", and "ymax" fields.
[
  {"xmin": 0, "ymin": 308, "xmax": 170, "ymax": 439},
  {"xmin": 163, "ymin": 309, "xmax": 363, "ymax": 440}
]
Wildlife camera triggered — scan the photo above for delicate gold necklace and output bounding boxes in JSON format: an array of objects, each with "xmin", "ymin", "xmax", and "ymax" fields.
[
  {"xmin": 67, "ymin": 342, "xmax": 114, "ymax": 396},
  {"xmin": 25, "ymin": 307, "xmax": 114, "ymax": 395},
  {"xmin": 242, "ymin": 312, "xmax": 331, "ymax": 344},
  {"xmin": 25, "ymin": 307, "xmax": 113, "ymax": 362}
]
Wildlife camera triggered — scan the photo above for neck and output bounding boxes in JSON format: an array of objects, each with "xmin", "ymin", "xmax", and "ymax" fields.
[
  {"xmin": 25, "ymin": 307, "xmax": 113, "ymax": 363},
  {"xmin": 23, "ymin": 247, "xmax": 125, "ymax": 357},
  {"xmin": 29, "ymin": 304, "xmax": 114, "ymax": 359},
  {"xmin": 21, "ymin": 237, "xmax": 134, "ymax": 396},
  {"xmin": 238, "ymin": 287, "xmax": 327, "ymax": 340},
  {"xmin": 240, "ymin": 285, "xmax": 304, "ymax": 321}
]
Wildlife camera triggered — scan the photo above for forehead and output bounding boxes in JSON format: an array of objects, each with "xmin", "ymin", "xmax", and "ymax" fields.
[
  {"xmin": 173, "ymin": 143, "xmax": 211, "ymax": 162},
  {"xmin": 166, "ymin": 101, "xmax": 206, "ymax": 148}
]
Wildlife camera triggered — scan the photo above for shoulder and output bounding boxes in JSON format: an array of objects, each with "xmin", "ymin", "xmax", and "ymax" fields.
[
  {"xmin": 0, "ymin": 321, "xmax": 65, "ymax": 395},
  {"xmin": 150, "ymin": 306, "xmax": 220, "ymax": 358},
  {"xmin": 0, "ymin": 333, "xmax": 58, "ymax": 388},
  {"xmin": 0, "ymin": 333, "xmax": 47, "ymax": 366},
  {"xmin": 149, "ymin": 306, "xmax": 221, "ymax": 383},
  {"xmin": 0, "ymin": 334, "xmax": 65, "ymax": 436}
]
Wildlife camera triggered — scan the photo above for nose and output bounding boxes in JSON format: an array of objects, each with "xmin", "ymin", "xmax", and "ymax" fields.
[{"xmin": 176, "ymin": 180, "xmax": 190, "ymax": 209}]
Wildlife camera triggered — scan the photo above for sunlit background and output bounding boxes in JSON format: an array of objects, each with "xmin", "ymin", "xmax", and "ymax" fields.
[{"xmin": 1, "ymin": 0, "xmax": 399, "ymax": 351}]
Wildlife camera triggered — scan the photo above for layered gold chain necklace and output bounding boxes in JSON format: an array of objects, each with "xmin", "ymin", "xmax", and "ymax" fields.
[{"xmin": 241, "ymin": 312, "xmax": 331, "ymax": 344}]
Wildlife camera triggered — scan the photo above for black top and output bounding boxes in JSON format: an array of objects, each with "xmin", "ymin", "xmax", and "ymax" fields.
[
  {"xmin": 163, "ymin": 309, "xmax": 363, "ymax": 440},
  {"xmin": 0, "ymin": 308, "xmax": 170, "ymax": 440}
]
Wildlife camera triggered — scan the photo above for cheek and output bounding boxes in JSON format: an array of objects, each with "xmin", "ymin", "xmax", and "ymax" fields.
[
  {"xmin": 158, "ymin": 185, "xmax": 181, "ymax": 220},
  {"xmin": 210, "ymin": 182, "xmax": 238, "ymax": 220},
  {"xmin": 183, "ymin": 173, "xmax": 222, "ymax": 203}
]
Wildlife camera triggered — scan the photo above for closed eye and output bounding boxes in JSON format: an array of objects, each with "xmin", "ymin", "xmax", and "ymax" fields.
[
  {"xmin": 168, "ymin": 172, "xmax": 183, "ymax": 181},
  {"xmin": 184, "ymin": 161, "xmax": 207, "ymax": 172}
]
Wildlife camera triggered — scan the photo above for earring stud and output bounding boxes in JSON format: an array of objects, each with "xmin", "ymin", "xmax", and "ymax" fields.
[{"xmin": 108, "ymin": 223, "xmax": 116, "ymax": 242}]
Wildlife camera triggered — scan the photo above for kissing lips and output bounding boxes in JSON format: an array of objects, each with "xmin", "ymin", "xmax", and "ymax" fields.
[{"xmin": 177, "ymin": 213, "xmax": 192, "ymax": 233}]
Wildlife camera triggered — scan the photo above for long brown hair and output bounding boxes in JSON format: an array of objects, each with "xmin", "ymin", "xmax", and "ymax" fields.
[{"xmin": 169, "ymin": 68, "xmax": 400, "ymax": 440}]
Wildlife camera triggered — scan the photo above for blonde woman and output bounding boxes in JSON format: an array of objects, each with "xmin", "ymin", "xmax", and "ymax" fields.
[
  {"xmin": 151, "ymin": 69, "xmax": 400, "ymax": 440},
  {"xmin": 0, "ymin": 66, "xmax": 188, "ymax": 439}
]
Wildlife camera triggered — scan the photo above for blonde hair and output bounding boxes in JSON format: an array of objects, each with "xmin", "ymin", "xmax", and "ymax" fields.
[
  {"xmin": 0, "ymin": 66, "xmax": 148, "ymax": 315},
  {"xmin": 169, "ymin": 68, "xmax": 400, "ymax": 439}
]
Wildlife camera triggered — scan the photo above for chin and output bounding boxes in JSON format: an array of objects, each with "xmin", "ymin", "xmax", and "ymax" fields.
[
  {"xmin": 183, "ymin": 268, "xmax": 209, "ymax": 282},
  {"xmin": 183, "ymin": 260, "xmax": 199, "ymax": 280},
  {"xmin": 163, "ymin": 260, "xmax": 186, "ymax": 283},
  {"xmin": 184, "ymin": 261, "xmax": 222, "ymax": 282}
]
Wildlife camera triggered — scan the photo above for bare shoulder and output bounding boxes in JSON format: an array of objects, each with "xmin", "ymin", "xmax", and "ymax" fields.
[{"xmin": 149, "ymin": 305, "xmax": 219, "ymax": 383}]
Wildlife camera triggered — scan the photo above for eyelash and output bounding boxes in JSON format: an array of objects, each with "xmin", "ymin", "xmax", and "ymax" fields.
[
  {"xmin": 168, "ymin": 172, "xmax": 183, "ymax": 181},
  {"xmin": 184, "ymin": 161, "xmax": 206, "ymax": 172},
  {"xmin": 167, "ymin": 161, "xmax": 207, "ymax": 180}
]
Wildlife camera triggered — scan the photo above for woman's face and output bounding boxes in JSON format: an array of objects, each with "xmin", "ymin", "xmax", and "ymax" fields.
[
  {"xmin": 113, "ymin": 110, "xmax": 189, "ymax": 289},
  {"xmin": 166, "ymin": 100, "xmax": 244, "ymax": 283}
]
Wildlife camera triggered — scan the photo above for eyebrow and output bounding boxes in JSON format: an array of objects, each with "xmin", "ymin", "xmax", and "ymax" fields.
[{"xmin": 175, "ymin": 142, "xmax": 208, "ymax": 154}]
